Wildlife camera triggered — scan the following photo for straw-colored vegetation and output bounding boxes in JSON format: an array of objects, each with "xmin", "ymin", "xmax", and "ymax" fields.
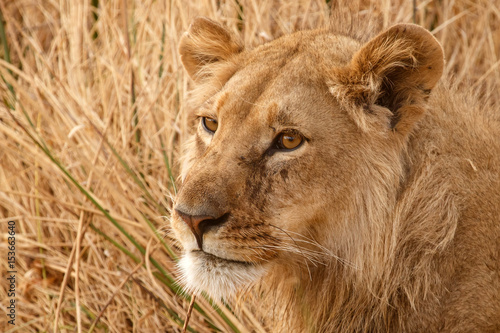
[{"xmin": 0, "ymin": 0, "xmax": 498, "ymax": 332}]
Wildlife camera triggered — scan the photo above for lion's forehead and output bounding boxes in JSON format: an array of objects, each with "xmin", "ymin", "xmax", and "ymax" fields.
[
  {"xmin": 210, "ymin": 33, "xmax": 359, "ymax": 129},
  {"xmin": 242, "ymin": 30, "xmax": 359, "ymax": 71},
  {"xmin": 211, "ymin": 70, "xmax": 319, "ymax": 131}
]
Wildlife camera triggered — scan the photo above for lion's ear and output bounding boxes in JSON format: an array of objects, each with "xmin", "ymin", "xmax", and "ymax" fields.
[
  {"xmin": 179, "ymin": 17, "xmax": 243, "ymax": 82},
  {"xmin": 330, "ymin": 24, "xmax": 444, "ymax": 134}
]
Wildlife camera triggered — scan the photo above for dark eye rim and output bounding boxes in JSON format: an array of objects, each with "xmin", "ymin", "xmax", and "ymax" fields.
[
  {"xmin": 201, "ymin": 117, "xmax": 218, "ymax": 134},
  {"xmin": 267, "ymin": 131, "xmax": 305, "ymax": 155}
]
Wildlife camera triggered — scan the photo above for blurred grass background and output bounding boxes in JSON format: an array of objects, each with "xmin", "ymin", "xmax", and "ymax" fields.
[{"xmin": 0, "ymin": 0, "xmax": 498, "ymax": 332}]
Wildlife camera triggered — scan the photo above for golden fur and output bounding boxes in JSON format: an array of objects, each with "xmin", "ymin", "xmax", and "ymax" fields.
[{"xmin": 171, "ymin": 17, "xmax": 500, "ymax": 332}]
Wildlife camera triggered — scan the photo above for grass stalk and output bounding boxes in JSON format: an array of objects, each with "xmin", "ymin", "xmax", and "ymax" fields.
[
  {"xmin": 121, "ymin": 0, "xmax": 141, "ymax": 149},
  {"xmin": 34, "ymin": 112, "xmax": 47, "ymax": 282},
  {"xmin": 91, "ymin": 0, "xmax": 100, "ymax": 40},
  {"xmin": 0, "ymin": 7, "xmax": 15, "ymax": 105}
]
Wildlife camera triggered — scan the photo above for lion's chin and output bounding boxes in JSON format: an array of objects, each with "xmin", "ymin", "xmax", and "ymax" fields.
[{"xmin": 178, "ymin": 251, "xmax": 265, "ymax": 300}]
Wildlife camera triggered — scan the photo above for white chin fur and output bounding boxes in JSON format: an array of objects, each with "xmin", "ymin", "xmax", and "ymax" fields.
[{"xmin": 178, "ymin": 251, "xmax": 265, "ymax": 300}]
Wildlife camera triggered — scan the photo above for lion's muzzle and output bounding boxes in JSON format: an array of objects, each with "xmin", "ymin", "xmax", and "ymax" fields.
[{"xmin": 175, "ymin": 209, "xmax": 229, "ymax": 249}]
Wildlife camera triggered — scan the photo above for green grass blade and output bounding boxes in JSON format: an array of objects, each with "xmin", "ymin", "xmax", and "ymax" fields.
[
  {"xmin": 0, "ymin": 8, "xmax": 16, "ymax": 107},
  {"xmin": 90, "ymin": 223, "xmax": 141, "ymax": 263},
  {"xmin": 91, "ymin": 0, "xmax": 99, "ymax": 40},
  {"xmin": 159, "ymin": 21, "xmax": 166, "ymax": 78},
  {"xmin": 0, "ymin": 7, "xmax": 12, "ymax": 71},
  {"xmin": 102, "ymin": 138, "xmax": 168, "ymax": 214},
  {"xmin": 142, "ymin": 213, "xmax": 178, "ymax": 261}
]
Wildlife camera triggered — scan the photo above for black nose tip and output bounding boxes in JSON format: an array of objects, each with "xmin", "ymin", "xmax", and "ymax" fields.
[{"xmin": 175, "ymin": 209, "xmax": 229, "ymax": 249}]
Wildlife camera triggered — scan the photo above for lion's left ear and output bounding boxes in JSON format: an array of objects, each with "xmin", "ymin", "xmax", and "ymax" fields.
[
  {"xmin": 179, "ymin": 17, "xmax": 243, "ymax": 82},
  {"xmin": 329, "ymin": 24, "xmax": 444, "ymax": 134}
]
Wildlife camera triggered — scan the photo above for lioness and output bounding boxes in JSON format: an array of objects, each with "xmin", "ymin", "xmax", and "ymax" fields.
[{"xmin": 171, "ymin": 17, "xmax": 500, "ymax": 332}]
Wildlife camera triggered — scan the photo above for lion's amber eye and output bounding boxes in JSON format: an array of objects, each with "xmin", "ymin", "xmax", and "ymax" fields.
[
  {"xmin": 202, "ymin": 117, "xmax": 218, "ymax": 133},
  {"xmin": 277, "ymin": 132, "xmax": 303, "ymax": 150}
]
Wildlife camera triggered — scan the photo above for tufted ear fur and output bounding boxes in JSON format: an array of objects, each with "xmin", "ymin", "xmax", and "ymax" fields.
[
  {"xmin": 179, "ymin": 17, "xmax": 243, "ymax": 82},
  {"xmin": 329, "ymin": 24, "xmax": 444, "ymax": 135}
]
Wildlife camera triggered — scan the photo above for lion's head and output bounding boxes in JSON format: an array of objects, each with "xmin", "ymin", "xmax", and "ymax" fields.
[{"xmin": 171, "ymin": 17, "xmax": 444, "ymax": 304}]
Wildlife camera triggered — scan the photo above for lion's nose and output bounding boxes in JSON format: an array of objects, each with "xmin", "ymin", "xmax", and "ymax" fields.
[{"xmin": 175, "ymin": 209, "xmax": 229, "ymax": 249}]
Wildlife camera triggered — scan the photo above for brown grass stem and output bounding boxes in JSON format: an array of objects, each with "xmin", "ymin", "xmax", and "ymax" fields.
[{"xmin": 182, "ymin": 295, "xmax": 196, "ymax": 333}]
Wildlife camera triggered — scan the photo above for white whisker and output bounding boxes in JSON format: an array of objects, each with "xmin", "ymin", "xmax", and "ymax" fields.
[{"xmin": 268, "ymin": 224, "xmax": 358, "ymax": 270}]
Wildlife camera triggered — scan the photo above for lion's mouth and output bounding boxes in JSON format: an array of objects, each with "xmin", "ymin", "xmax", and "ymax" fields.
[
  {"xmin": 179, "ymin": 249, "xmax": 266, "ymax": 299},
  {"xmin": 192, "ymin": 250, "xmax": 255, "ymax": 266}
]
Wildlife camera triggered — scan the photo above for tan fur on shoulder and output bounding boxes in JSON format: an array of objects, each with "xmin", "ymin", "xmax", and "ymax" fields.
[{"xmin": 172, "ymin": 17, "xmax": 500, "ymax": 332}]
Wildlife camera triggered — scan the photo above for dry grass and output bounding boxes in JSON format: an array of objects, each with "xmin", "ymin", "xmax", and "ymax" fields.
[{"xmin": 0, "ymin": 0, "xmax": 498, "ymax": 332}]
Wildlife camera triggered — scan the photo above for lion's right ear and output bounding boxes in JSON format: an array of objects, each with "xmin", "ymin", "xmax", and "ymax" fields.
[
  {"xmin": 329, "ymin": 24, "xmax": 444, "ymax": 135},
  {"xmin": 179, "ymin": 17, "xmax": 243, "ymax": 82}
]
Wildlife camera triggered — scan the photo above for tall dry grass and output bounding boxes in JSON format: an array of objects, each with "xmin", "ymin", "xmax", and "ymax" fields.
[{"xmin": 0, "ymin": 0, "xmax": 498, "ymax": 332}]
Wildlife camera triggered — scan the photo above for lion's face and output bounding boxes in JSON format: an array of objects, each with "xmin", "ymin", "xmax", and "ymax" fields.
[
  {"xmin": 171, "ymin": 19, "xmax": 443, "ymax": 299},
  {"xmin": 172, "ymin": 38, "xmax": 353, "ymax": 298}
]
